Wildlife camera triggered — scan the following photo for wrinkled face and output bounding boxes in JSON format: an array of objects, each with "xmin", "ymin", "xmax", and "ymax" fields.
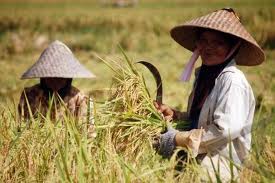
[
  {"xmin": 44, "ymin": 78, "xmax": 68, "ymax": 91},
  {"xmin": 196, "ymin": 30, "xmax": 232, "ymax": 66}
]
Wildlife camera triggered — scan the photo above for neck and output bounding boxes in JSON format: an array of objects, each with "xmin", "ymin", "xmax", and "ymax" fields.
[{"xmin": 202, "ymin": 59, "xmax": 230, "ymax": 68}]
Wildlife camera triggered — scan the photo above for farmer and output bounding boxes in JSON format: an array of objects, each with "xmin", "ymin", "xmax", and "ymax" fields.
[
  {"xmin": 154, "ymin": 8, "xmax": 265, "ymax": 181},
  {"xmin": 18, "ymin": 40, "xmax": 96, "ymax": 137}
]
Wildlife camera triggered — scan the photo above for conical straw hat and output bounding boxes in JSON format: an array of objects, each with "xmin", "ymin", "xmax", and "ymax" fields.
[
  {"xmin": 170, "ymin": 8, "xmax": 265, "ymax": 66},
  {"xmin": 21, "ymin": 40, "xmax": 96, "ymax": 79}
]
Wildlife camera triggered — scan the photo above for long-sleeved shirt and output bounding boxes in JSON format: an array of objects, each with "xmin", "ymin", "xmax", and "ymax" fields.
[
  {"xmin": 187, "ymin": 59, "xmax": 255, "ymax": 165},
  {"xmin": 18, "ymin": 84, "xmax": 96, "ymax": 137}
]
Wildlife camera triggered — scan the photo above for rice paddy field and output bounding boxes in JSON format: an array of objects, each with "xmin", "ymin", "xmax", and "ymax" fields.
[{"xmin": 0, "ymin": 0, "xmax": 274, "ymax": 182}]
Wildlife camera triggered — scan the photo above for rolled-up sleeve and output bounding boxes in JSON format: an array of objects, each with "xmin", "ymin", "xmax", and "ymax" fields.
[{"xmin": 199, "ymin": 77, "xmax": 251, "ymax": 154}]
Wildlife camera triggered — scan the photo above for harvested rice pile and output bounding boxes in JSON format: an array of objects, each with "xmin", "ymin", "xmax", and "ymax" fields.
[{"xmin": 98, "ymin": 51, "xmax": 188, "ymax": 156}]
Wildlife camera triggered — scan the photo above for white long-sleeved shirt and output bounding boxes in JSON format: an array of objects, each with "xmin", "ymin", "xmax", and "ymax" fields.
[{"xmin": 187, "ymin": 59, "xmax": 255, "ymax": 165}]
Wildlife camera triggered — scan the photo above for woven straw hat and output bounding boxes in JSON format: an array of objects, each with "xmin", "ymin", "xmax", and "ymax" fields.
[
  {"xmin": 21, "ymin": 40, "xmax": 96, "ymax": 79},
  {"xmin": 170, "ymin": 8, "xmax": 265, "ymax": 66}
]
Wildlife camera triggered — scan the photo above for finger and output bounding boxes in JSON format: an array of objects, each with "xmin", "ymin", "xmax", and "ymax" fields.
[
  {"xmin": 164, "ymin": 115, "xmax": 173, "ymax": 122},
  {"xmin": 163, "ymin": 108, "xmax": 174, "ymax": 118},
  {"xmin": 153, "ymin": 101, "xmax": 159, "ymax": 108},
  {"xmin": 166, "ymin": 122, "xmax": 174, "ymax": 130},
  {"xmin": 155, "ymin": 100, "xmax": 163, "ymax": 107},
  {"xmin": 159, "ymin": 104, "xmax": 169, "ymax": 112}
]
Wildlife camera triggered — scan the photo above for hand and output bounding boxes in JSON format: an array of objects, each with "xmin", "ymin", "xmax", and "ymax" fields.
[
  {"xmin": 158, "ymin": 127, "xmax": 178, "ymax": 158},
  {"xmin": 154, "ymin": 101, "xmax": 174, "ymax": 122},
  {"xmin": 175, "ymin": 128, "xmax": 204, "ymax": 157}
]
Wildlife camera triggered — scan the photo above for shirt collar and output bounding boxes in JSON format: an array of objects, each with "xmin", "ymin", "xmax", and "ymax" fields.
[
  {"xmin": 217, "ymin": 59, "xmax": 237, "ymax": 78},
  {"xmin": 194, "ymin": 59, "xmax": 237, "ymax": 79}
]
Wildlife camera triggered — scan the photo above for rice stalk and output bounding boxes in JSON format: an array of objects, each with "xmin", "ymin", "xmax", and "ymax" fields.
[{"xmin": 97, "ymin": 52, "xmax": 168, "ymax": 157}]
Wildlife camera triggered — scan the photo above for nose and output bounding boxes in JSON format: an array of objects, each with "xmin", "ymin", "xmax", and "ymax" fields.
[
  {"xmin": 198, "ymin": 44, "xmax": 215, "ymax": 53},
  {"xmin": 204, "ymin": 41, "xmax": 216, "ymax": 49},
  {"xmin": 197, "ymin": 39, "xmax": 216, "ymax": 50}
]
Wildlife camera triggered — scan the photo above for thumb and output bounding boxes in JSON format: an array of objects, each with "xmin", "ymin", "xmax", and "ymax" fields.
[
  {"xmin": 166, "ymin": 122, "xmax": 174, "ymax": 130},
  {"xmin": 153, "ymin": 100, "xmax": 160, "ymax": 108}
]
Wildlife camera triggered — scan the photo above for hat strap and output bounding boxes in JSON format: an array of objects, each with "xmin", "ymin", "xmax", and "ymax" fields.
[
  {"xmin": 180, "ymin": 40, "xmax": 241, "ymax": 82},
  {"xmin": 224, "ymin": 40, "xmax": 241, "ymax": 61},
  {"xmin": 179, "ymin": 48, "xmax": 199, "ymax": 82}
]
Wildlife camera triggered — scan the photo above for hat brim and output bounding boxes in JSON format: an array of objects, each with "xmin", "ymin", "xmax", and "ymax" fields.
[
  {"xmin": 170, "ymin": 25, "xmax": 265, "ymax": 66},
  {"xmin": 21, "ymin": 40, "xmax": 97, "ymax": 79},
  {"xmin": 21, "ymin": 74, "xmax": 96, "ymax": 80}
]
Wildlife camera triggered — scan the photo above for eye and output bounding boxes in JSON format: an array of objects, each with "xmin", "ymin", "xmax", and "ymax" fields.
[
  {"xmin": 197, "ymin": 38, "xmax": 207, "ymax": 45},
  {"xmin": 214, "ymin": 40, "xmax": 227, "ymax": 45}
]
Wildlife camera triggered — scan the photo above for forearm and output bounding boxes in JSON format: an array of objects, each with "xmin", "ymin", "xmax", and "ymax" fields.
[
  {"xmin": 174, "ymin": 127, "xmax": 233, "ymax": 155},
  {"xmin": 198, "ymin": 123, "xmax": 243, "ymax": 154}
]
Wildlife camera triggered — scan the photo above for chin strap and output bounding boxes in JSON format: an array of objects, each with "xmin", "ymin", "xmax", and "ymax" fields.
[
  {"xmin": 179, "ymin": 48, "xmax": 200, "ymax": 82},
  {"xmin": 224, "ymin": 40, "xmax": 241, "ymax": 61},
  {"xmin": 179, "ymin": 40, "xmax": 241, "ymax": 82}
]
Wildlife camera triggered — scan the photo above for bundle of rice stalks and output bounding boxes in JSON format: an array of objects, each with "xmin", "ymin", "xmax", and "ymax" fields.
[
  {"xmin": 96, "ymin": 51, "xmax": 167, "ymax": 156},
  {"xmin": 97, "ymin": 50, "xmax": 189, "ymax": 157}
]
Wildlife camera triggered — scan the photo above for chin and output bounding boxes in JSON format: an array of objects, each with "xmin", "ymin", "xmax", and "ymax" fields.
[
  {"xmin": 202, "ymin": 58, "xmax": 225, "ymax": 66},
  {"xmin": 202, "ymin": 60, "xmax": 212, "ymax": 65}
]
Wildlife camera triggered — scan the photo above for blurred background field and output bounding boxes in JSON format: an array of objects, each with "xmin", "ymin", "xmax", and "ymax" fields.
[
  {"xmin": 0, "ymin": 0, "xmax": 275, "ymax": 107},
  {"xmin": 0, "ymin": 0, "xmax": 274, "ymax": 101},
  {"xmin": 0, "ymin": 0, "xmax": 274, "ymax": 182}
]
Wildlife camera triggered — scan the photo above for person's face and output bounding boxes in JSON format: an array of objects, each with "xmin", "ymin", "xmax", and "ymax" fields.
[
  {"xmin": 196, "ymin": 30, "xmax": 232, "ymax": 66},
  {"xmin": 44, "ymin": 78, "xmax": 69, "ymax": 91}
]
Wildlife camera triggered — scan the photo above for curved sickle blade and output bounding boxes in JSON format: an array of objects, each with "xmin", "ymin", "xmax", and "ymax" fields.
[{"xmin": 137, "ymin": 61, "xmax": 163, "ymax": 104}]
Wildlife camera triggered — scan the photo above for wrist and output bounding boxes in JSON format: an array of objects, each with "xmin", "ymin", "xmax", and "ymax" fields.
[
  {"xmin": 159, "ymin": 128, "xmax": 178, "ymax": 158},
  {"xmin": 172, "ymin": 110, "xmax": 188, "ymax": 121},
  {"xmin": 172, "ymin": 109, "xmax": 182, "ymax": 120}
]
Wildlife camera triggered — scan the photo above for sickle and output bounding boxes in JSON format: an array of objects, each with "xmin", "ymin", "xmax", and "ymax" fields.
[{"xmin": 137, "ymin": 61, "xmax": 163, "ymax": 104}]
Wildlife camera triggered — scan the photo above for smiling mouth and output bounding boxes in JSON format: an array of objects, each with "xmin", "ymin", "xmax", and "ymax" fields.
[{"xmin": 202, "ymin": 53, "xmax": 213, "ymax": 57}]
